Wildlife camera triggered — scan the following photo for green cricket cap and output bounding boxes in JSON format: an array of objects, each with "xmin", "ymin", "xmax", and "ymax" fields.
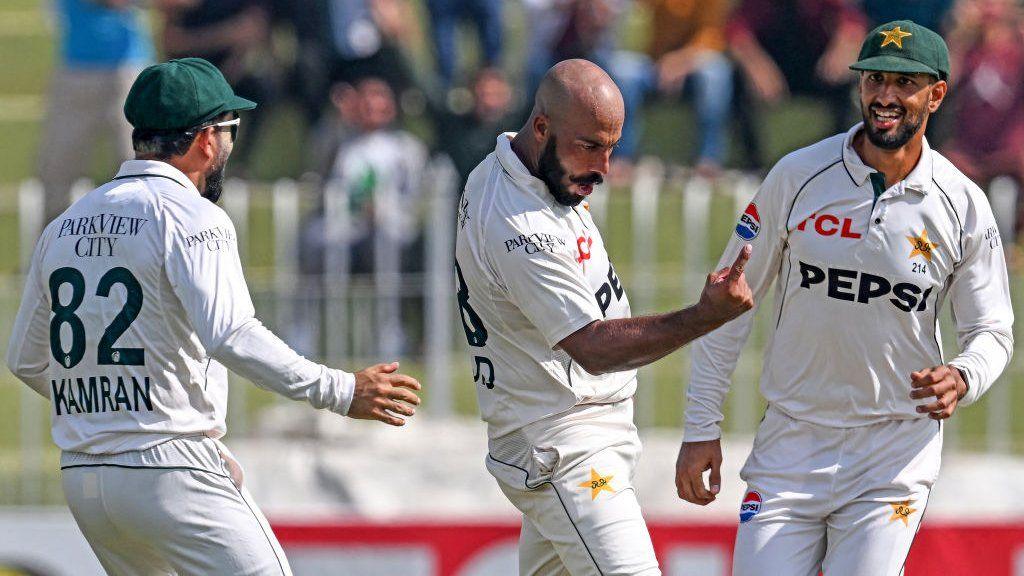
[
  {"xmin": 124, "ymin": 58, "xmax": 257, "ymax": 131},
  {"xmin": 850, "ymin": 20, "xmax": 949, "ymax": 81}
]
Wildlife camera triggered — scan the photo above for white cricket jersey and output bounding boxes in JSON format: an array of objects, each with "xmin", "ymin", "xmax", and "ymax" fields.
[
  {"xmin": 455, "ymin": 134, "xmax": 637, "ymax": 439},
  {"xmin": 686, "ymin": 124, "xmax": 1014, "ymax": 441},
  {"xmin": 7, "ymin": 160, "xmax": 354, "ymax": 454}
]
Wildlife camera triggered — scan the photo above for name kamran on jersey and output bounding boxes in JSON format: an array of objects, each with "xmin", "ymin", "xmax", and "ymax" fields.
[{"xmin": 51, "ymin": 375, "xmax": 153, "ymax": 416}]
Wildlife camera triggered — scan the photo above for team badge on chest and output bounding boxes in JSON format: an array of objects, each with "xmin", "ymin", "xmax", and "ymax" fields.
[{"xmin": 907, "ymin": 229, "xmax": 938, "ymax": 261}]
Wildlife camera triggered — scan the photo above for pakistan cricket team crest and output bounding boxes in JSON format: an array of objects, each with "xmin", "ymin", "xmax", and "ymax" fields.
[
  {"xmin": 907, "ymin": 229, "xmax": 938, "ymax": 261},
  {"xmin": 579, "ymin": 468, "xmax": 615, "ymax": 500},
  {"xmin": 879, "ymin": 26, "xmax": 912, "ymax": 49},
  {"xmin": 888, "ymin": 500, "xmax": 917, "ymax": 526}
]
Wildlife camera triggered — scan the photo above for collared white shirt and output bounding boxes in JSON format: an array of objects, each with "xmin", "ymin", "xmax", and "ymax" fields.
[
  {"xmin": 455, "ymin": 134, "xmax": 637, "ymax": 439},
  {"xmin": 686, "ymin": 124, "xmax": 1014, "ymax": 441},
  {"xmin": 8, "ymin": 160, "xmax": 353, "ymax": 454}
]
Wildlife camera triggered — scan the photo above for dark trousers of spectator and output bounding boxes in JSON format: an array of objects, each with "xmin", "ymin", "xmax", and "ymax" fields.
[
  {"xmin": 609, "ymin": 50, "xmax": 733, "ymax": 165},
  {"xmin": 225, "ymin": 70, "xmax": 280, "ymax": 176},
  {"xmin": 426, "ymin": 0, "xmax": 503, "ymax": 88},
  {"xmin": 731, "ymin": 65, "xmax": 854, "ymax": 171},
  {"xmin": 38, "ymin": 66, "xmax": 140, "ymax": 222}
]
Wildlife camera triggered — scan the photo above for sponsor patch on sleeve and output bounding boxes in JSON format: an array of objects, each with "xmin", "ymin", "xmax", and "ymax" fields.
[
  {"xmin": 739, "ymin": 490, "xmax": 762, "ymax": 523},
  {"xmin": 735, "ymin": 203, "xmax": 761, "ymax": 241}
]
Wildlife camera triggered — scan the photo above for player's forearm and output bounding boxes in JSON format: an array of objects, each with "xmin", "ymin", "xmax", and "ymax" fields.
[
  {"xmin": 565, "ymin": 303, "xmax": 724, "ymax": 375},
  {"xmin": 6, "ymin": 366, "xmax": 50, "ymax": 398},
  {"xmin": 5, "ymin": 335, "xmax": 50, "ymax": 397},
  {"xmin": 213, "ymin": 319, "xmax": 355, "ymax": 415},
  {"xmin": 6, "ymin": 289, "xmax": 53, "ymax": 399},
  {"xmin": 950, "ymin": 329, "xmax": 1014, "ymax": 405},
  {"xmin": 683, "ymin": 300, "xmax": 759, "ymax": 441}
]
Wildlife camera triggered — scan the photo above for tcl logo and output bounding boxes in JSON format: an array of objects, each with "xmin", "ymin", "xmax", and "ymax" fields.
[
  {"xmin": 798, "ymin": 261, "xmax": 933, "ymax": 311},
  {"xmin": 796, "ymin": 214, "xmax": 862, "ymax": 239}
]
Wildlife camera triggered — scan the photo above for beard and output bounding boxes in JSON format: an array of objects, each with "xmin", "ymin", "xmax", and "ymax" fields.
[
  {"xmin": 201, "ymin": 147, "xmax": 230, "ymax": 204},
  {"xmin": 862, "ymin": 103, "xmax": 927, "ymax": 150},
  {"xmin": 537, "ymin": 136, "xmax": 603, "ymax": 207}
]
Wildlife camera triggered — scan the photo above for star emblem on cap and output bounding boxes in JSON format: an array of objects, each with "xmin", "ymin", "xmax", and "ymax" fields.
[
  {"xmin": 888, "ymin": 500, "xmax": 917, "ymax": 526},
  {"xmin": 907, "ymin": 229, "xmax": 939, "ymax": 261},
  {"xmin": 578, "ymin": 468, "xmax": 615, "ymax": 500},
  {"xmin": 880, "ymin": 26, "xmax": 913, "ymax": 49}
]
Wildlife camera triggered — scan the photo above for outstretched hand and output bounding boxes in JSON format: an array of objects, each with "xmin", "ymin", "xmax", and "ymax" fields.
[
  {"xmin": 348, "ymin": 362, "xmax": 422, "ymax": 426},
  {"xmin": 698, "ymin": 244, "xmax": 755, "ymax": 327}
]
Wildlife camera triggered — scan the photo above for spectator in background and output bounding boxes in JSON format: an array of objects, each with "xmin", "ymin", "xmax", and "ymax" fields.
[
  {"xmin": 521, "ymin": 0, "xmax": 626, "ymax": 102},
  {"xmin": 320, "ymin": 77, "xmax": 427, "ymax": 271},
  {"xmin": 943, "ymin": 0, "xmax": 1024, "ymax": 238},
  {"xmin": 426, "ymin": 0, "xmax": 504, "ymax": 90},
  {"xmin": 299, "ymin": 77, "xmax": 429, "ymax": 356},
  {"xmin": 728, "ymin": 0, "xmax": 867, "ymax": 169},
  {"xmin": 286, "ymin": 0, "xmax": 419, "ymax": 128},
  {"xmin": 38, "ymin": 0, "xmax": 153, "ymax": 222},
  {"xmin": 433, "ymin": 68, "xmax": 519, "ymax": 183},
  {"xmin": 161, "ymin": 0, "xmax": 279, "ymax": 175},
  {"xmin": 611, "ymin": 0, "xmax": 733, "ymax": 177}
]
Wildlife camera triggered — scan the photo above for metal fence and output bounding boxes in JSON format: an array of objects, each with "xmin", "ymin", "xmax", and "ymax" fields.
[{"xmin": 2, "ymin": 158, "xmax": 1022, "ymax": 504}]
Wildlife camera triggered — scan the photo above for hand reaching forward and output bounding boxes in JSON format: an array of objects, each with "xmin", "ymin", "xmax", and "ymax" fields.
[
  {"xmin": 348, "ymin": 362, "xmax": 422, "ymax": 426},
  {"xmin": 697, "ymin": 244, "xmax": 755, "ymax": 327}
]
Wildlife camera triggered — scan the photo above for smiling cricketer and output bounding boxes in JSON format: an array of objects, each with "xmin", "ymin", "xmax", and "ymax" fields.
[{"xmin": 676, "ymin": 21, "xmax": 1014, "ymax": 576}]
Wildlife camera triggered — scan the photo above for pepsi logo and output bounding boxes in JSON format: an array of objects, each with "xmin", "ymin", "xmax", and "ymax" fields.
[
  {"xmin": 735, "ymin": 203, "xmax": 761, "ymax": 241},
  {"xmin": 739, "ymin": 490, "xmax": 762, "ymax": 523}
]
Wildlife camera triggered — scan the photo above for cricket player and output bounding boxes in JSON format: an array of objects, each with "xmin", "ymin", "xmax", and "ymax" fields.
[
  {"xmin": 6, "ymin": 58, "xmax": 422, "ymax": 575},
  {"xmin": 455, "ymin": 59, "xmax": 754, "ymax": 576},
  {"xmin": 676, "ymin": 21, "xmax": 1014, "ymax": 575}
]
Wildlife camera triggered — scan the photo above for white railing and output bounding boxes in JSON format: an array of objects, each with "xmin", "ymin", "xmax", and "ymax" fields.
[{"xmin": 4, "ymin": 159, "xmax": 1022, "ymax": 504}]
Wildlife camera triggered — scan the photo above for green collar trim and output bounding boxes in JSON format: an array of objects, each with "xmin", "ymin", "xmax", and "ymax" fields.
[{"xmin": 869, "ymin": 172, "xmax": 887, "ymax": 200}]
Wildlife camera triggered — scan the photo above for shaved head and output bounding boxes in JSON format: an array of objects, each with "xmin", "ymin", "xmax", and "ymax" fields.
[
  {"xmin": 512, "ymin": 59, "xmax": 625, "ymax": 206},
  {"xmin": 533, "ymin": 59, "xmax": 625, "ymax": 131}
]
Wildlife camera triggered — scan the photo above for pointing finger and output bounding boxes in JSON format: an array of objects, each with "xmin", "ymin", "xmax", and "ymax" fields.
[{"xmin": 728, "ymin": 244, "xmax": 752, "ymax": 283}]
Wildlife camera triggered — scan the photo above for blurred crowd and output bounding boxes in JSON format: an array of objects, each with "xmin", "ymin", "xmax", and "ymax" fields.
[
  {"xmin": 45, "ymin": 0, "xmax": 1024, "ymax": 192},
  {"xmin": 39, "ymin": 0, "xmax": 1024, "ymax": 249}
]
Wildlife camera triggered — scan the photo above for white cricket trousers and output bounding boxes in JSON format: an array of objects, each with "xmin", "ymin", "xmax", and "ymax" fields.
[
  {"xmin": 487, "ymin": 400, "xmax": 661, "ymax": 576},
  {"xmin": 732, "ymin": 406, "xmax": 942, "ymax": 576},
  {"xmin": 61, "ymin": 435, "xmax": 292, "ymax": 576}
]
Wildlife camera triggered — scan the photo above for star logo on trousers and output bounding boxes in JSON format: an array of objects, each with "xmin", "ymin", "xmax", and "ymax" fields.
[
  {"xmin": 889, "ymin": 500, "xmax": 917, "ymax": 526},
  {"xmin": 579, "ymin": 468, "xmax": 615, "ymax": 500}
]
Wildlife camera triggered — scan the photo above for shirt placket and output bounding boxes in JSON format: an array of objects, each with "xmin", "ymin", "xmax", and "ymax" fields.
[{"xmin": 868, "ymin": 177, "xmax": 904, "ymax": 247}]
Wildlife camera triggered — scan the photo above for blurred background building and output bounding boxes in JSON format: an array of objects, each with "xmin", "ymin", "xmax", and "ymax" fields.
[{"xmin": 2, "ymin": 1, "xmax": 1024, "ymax": 574}]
